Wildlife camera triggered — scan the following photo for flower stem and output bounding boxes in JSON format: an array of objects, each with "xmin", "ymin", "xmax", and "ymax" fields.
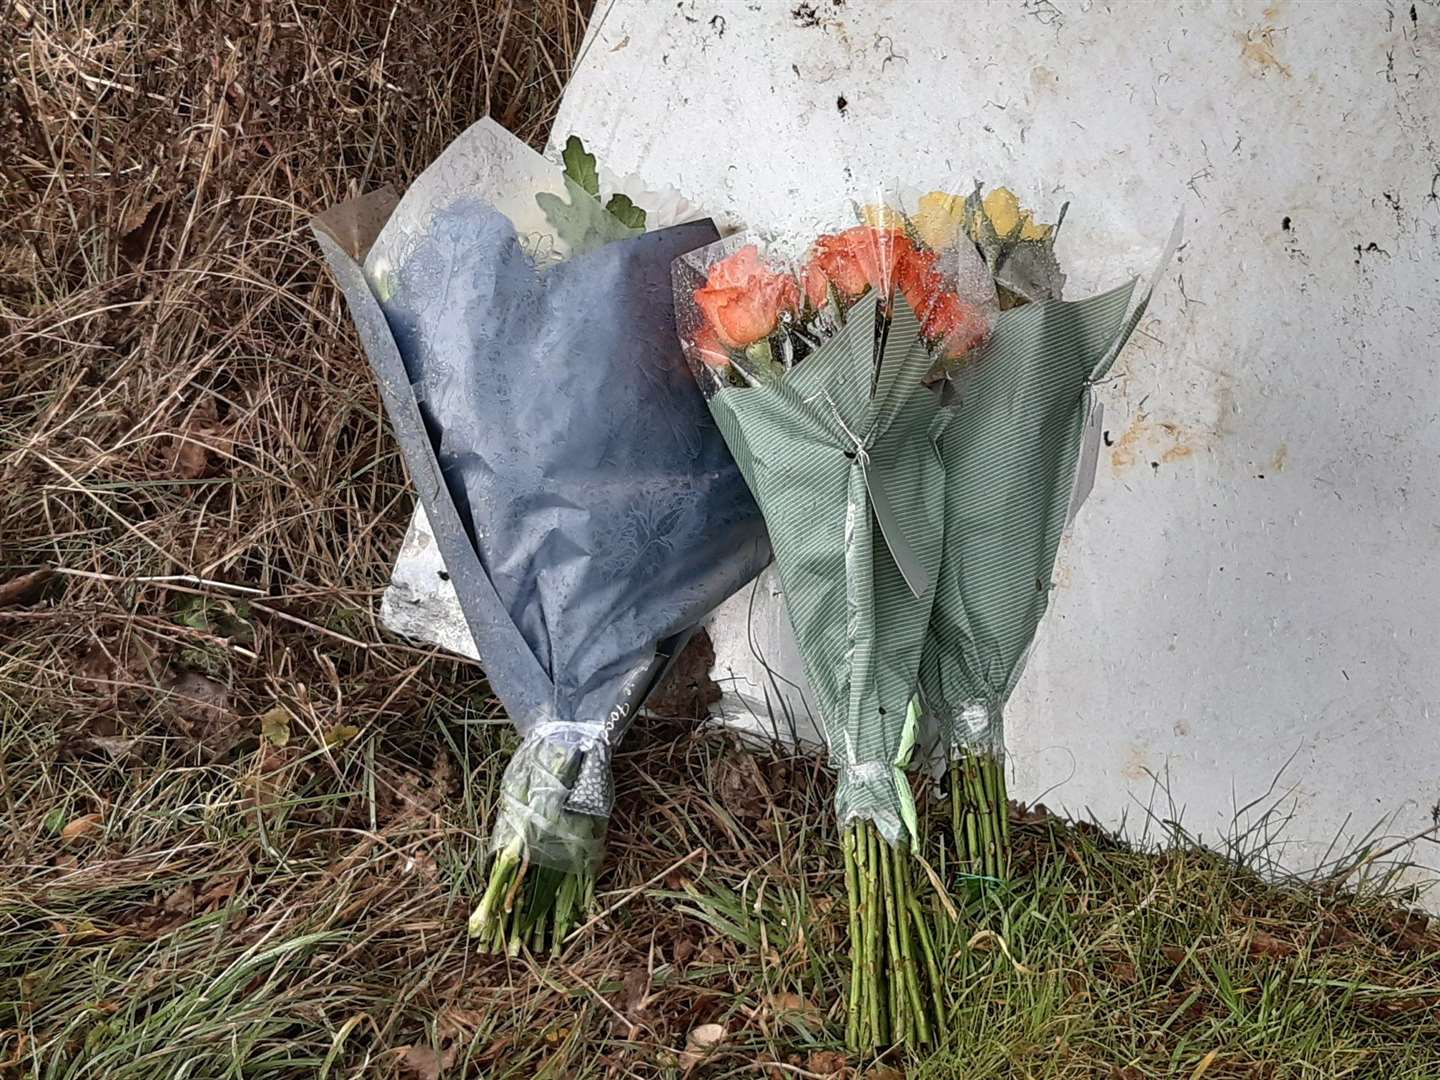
[
  {"xmin": 948, "ymin": 748, "xmax": 1009, "ymax": 882},
  {"xmin": 842, "ymin": 827, "xmax": 864, "ymax": 1048},
  {"xmin": 909, "ymin": 886, "xmax": 946, "ymax": 1043},
  {"xmin": 863, "ymin": 823, "xmax": 883, "ymax": 1045},
  {"xmin": 843, "ymin": 820, "xmax": 943, "ymax": 1052},
  {"xmin": 891, "ymin": 840, "xmax": 930, "ymax": 1045},
  {"xmin": 469, "ymin": 835, "xmax": 523, "ymax": 940}
]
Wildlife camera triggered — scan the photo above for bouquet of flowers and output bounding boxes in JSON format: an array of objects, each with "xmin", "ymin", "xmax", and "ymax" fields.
[
  {"xmin": 917, "ymin": 191, "xmax": 1175, "ymax": 884},
  {"xmin": 313, "ymin": 120, "xmax": 770, "ymax": 954},
  {"xmin": 674, "ymin": 189, "xmax": 1171, "ymax": 1049},
  {"xmin": 674, "ymin": 211, "xmax": 998, "ymax": 1048}
]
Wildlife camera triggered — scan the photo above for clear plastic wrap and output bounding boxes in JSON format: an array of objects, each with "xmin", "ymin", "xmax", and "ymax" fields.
[
  {"xmin": 917, "ymin": 272, "xmax": 1159, "ymax": 770},
  {"xmin": 313, "ymin": 121, "xmax": 771, "ymax": 876},
  {"xmin": 672, "ymin": 195, "xmax": 997, "ymax": 844},
  {"xmin": 916, "ymin": 205, "xmax": 1178, "ymax": 880}
]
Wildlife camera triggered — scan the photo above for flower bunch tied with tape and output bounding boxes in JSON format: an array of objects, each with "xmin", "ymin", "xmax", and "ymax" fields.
[
  {"xmin": 673, "ymin": 187, "xmax": 1170, "ymax": 1050},
  {"xmin": 674, "ymin": 201, "xmax": 997, "ymax": 1050},
  {"xmin": 313, "ymin": 122, "xmax": 769, "ymax": 957}
]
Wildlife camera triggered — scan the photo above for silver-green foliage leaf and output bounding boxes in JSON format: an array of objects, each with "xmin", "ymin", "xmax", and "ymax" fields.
[
  {"xmin": 535, "ymin": 181, "xmax": 642, "ymax": 257},
  {"xmin": 560, "ymin": 135, "xmax": 600, "ymax": 197},
  {"xmin": 604, "ymin": 193, "xmax": 647, "ymax": 230}
]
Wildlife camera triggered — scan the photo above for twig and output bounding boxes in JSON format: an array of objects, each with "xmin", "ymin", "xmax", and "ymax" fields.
[
  {"xmin": 51, "ymin": 566, "xmax": 266, "ymax": 597},
  {"xmin": 47, "ymin": 565, "xmax": 483, "ymax": 664},
  {"xmin": 754, "ymin": 1064, "xmax": 833, "ymax": 1079},
  {"xmin": 554, "ymin": 957, "xmax": 637, "ymax": 1039},
  {"xmin": 563, "ymin": 848, "xmax": 704, "ymax": 944}
]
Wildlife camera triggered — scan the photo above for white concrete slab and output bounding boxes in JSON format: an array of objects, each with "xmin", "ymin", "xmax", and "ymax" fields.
[
  {"xmin": 383, "ymin": 0, "xmax": 1440, "ymax": 888},
  {"xmin": 546, "ymin": 0, "xmax": 1440, "ymax": 885}
]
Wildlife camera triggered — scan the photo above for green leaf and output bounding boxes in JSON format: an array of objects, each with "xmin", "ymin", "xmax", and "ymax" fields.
[
  {"xmin": 604, "ymin": 192, "xmax": 647, "ymax": 230},
  {"xmin": 175, "ymin": 596, "xmax": 210, "ymax": 632},
  {"xmin": 535, "ymin": 183, "xmax": 642, "ymax": 258},
  {"xmin": 560, "ymin": 135, "xmax": 600, "ymax": 197},
  {"xmin": 43, "ymin": 807, "xmax": 68, "ymax": 835},
  {"xmin": 260, "ymin": 706, "xmax": 291, "ymax": 748},
  {"xmin": 172, "ymin": 596, "xmax": 254, "ymax": 645}
]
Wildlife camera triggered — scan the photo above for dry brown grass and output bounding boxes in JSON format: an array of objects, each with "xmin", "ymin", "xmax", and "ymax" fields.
[
  {"xmin": 1, "ymin": 0, "xmax": 586, "ymax": 742},
  {"xmin": 4, "ymin": 2, "xmax": 1440, "ymax": 1078}
]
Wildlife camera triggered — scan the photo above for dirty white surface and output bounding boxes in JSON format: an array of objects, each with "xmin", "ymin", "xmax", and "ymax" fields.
[{"xmin": 387, "ymin": 0, "xmax": 1440, "ymax": 886}]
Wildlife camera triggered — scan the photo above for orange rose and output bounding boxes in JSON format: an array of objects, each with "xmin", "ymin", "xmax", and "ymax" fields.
[
  {"xmin": 803, "ymin": 226, "xmax": 915, "ymax": 303},
  {"xmin": 693, "ymin": 245, "xmax": 799, "ymax": 348},
  {"xmin": 692, "ymin": 324, "xmax": 732, "ymax": 368},
  {"xmin": 923, "ymin": 292, "xmax": 988, "ymax": 359},
  {"xmin": 894, "ymin": 243, "xmax": 944, "ymax": 316},
  {"xmin": 803, "ymin": 260, "xmax": 831, "ymax": 310}
]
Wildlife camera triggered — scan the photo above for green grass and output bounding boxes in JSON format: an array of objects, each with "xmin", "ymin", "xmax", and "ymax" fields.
[
  {"xmin": 3, "ymin": 691, "xmax": 1438, "ymax": 1079},
  {"xmin": 3, "ymin": 1, "xmax": 1439, "ymax": 1077}
]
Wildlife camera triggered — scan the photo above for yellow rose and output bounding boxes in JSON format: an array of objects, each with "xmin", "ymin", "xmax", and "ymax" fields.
[
  {"xmin": 912, "ymin": 191, "xmax": 967, "ymax": 250},
  {"xmin": 860, "ymin": 203, "xmax": 906, "ymax": 229},
  {"xmin": 978, "ymin": 188, "xmax": 1053, "ymax": 242}
]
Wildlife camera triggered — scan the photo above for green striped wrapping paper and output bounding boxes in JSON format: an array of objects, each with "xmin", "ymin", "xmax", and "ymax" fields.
[
  {"xmin": 709, "ymin": 296, "xmax": 946, "ymax": 844},
  {"xmin": 918, "ymin": 276, "xmax": 1156, "ymax": 757}
]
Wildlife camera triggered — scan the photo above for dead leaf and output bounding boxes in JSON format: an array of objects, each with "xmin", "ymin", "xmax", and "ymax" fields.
[
  {"xmin": 431, "ymin": 750, "xmax": 455, "ymax": 791},
  {"xmin": 120, "ymin": 634, "xmax": 160, "ymax": 681},
  {"xmin": 380, "ymin": 765, "xmax": 449, "ymax": 823},
  {"xmin": 162, "ymin": 883, "xmax": 196, "ymax": 914},
  {"xmin": 259, "ymin": 706, "xmax": 290, "ymax": 747},
  {"xmin": 198, "ymin": 875, "xmax": 241, "ymax": 906},
  {"xmin": 118, "ymin": 193, "xmax": 167, "ymax": 240},
  {"xmin": 172, "ymin": 434, "xmax": 209, "ymax": 480},
  {"xmin": 164, "ymin": 672, "xmax": 240, "ymax": 757},
  {"xmin": 1161, "ymin": 945, "xmax": 1189, "ymax": 966},
  {"xmin": 687, "ymin": 1023, "xmax": 725, "ymax": 1049},
  {"xmin": 1189, "ymin": 1049, "xmax": 1219, "ymax": 1079},
  {"xmin": 53, "ymin": 917, "xmax": 104, "ymax": 941},
  {"xmin": 1107, "ymin": 959, "xmax": 1138, "ymax": 986},
  {"xmin": 117, "ymin": 196, "xmax": 170, "ymax": 264},
  {"xmin": 1012, "ymin": 801, "xmax": 1053, "ymax": 825},
  {"xmin": 168, "ymin": 671, "xmax": 230, "ymax": 717},
  {"xmin": 767, "ymin": 992, "xmax": 823, "ymax": 1033},
  {"xmin": 87, "ymin": 734, "xmax": 143, "ymax": 762},
  {"xmin": 73, "ymin": 642, "xmax": 115, "ymax": 688},
  {"xmin": 398, "ymin": 1043, "xmax": 455, "ymax": 1080},
  {"xmin": 61, "ymin": 813, "xmax": 103, "ymax": 843},
  {"xmin": 1245, "ymin": 928, "xmax": 1296, "ymax": 959},
  {"xmin": 168, "ymin": 396, "xmax": 232, "ymax": 481},
  {"xmin": 716, "ymin": 748, "xmax": 772, "ymax": 821},
  {"xmin": 865, "ymin": 1068, "xmax": 905, "ymax": 1080},
  {"xmin": 1383, "ymin": 910, "xmax": 1437, "ymax": 954},
  {"xmin": 671, "ymin": 934, "xmax": 696, "ymax": 971},
  {"xmin": 679, "ymin": 1023, "xmax": 725, "ymax": 1072},
  {"xmin": 645, "ymin": 629, "xmax": 721, "ymax": 719},
  {"xmin": 1111, "ymin": 1068, "xmax": 1143, "ymax": 1080},
  {"xmin": 614, "ymin": 968, "xmax": 654, "ymax": 1034},
  {"xmin": 1314, "ymin": 919, "xmax": 1363, "ymax": 949},
  {"xmin": 325, "ymin": 724, "xmax": 361, "ymax": 747},
  {"xmin": 806, "ymin": 1050, "xmax": 849, "ymax": 1075},
  {"xmin": 967, "ymin": 929, "xmax": 1034, "ymax": 974},
  {"xmin": 0, "ymin": 567, "xmax": 51, "ymax": 608}
]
